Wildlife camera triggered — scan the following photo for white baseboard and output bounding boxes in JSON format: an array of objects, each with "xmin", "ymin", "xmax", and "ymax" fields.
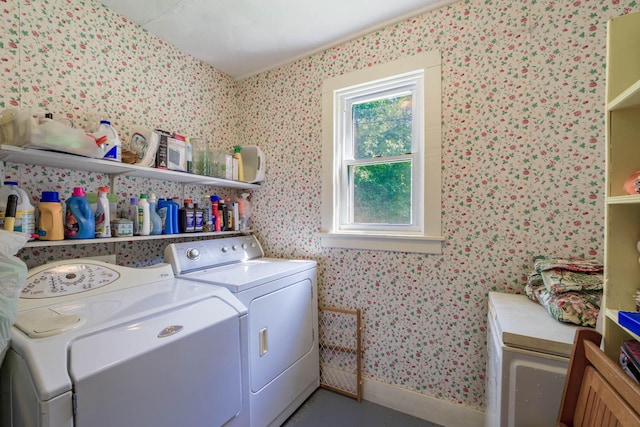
[{"xmin": 362, "ymin": 377, "xmax": 485, "ymax": 427}]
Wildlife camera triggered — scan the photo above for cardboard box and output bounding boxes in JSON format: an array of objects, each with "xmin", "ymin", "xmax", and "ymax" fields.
[{"xmin": 167, "ymin": 136, "xmax": 187, "ymax": 171}]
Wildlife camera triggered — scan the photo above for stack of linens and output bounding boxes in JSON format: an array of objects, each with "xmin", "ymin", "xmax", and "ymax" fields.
[{"xmin": 524, "ymin": 256, "xmax": 603, "ymax": 327}]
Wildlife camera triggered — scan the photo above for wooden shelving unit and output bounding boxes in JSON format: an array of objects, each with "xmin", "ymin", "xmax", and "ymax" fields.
[{"xmin": 603, "ymin": 10, "xmax": 640, "ymax": 359}]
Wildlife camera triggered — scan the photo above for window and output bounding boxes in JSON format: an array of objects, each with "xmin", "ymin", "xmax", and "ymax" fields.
[{"xmin": 320, "ymin": 52, "xmax": 443, "ymax": 253}]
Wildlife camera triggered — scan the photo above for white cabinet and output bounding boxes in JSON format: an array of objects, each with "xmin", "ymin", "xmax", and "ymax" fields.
[
  {"xmin": 603, "ymin": 10, "xmax": 640, "ymax": 358},
  {"xmin": 485, "ymin": 292, "xmax": 578, "ymax": 427}
]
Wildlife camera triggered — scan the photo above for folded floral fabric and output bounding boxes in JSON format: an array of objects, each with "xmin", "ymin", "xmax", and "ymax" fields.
[
  {"xmin": 532, "ymin": 256, "xmax": 603, "ymax": 274},
  {"xmin": 539, "ymin": 268, "xmax": 603, "ymax": 294},
  {"xmin": 526, "ymin": 282, "xmax": 601, "ymax": 327},
  {"xmin": 524, "ymin": 255, "xmax": 603, "ymax": 327}
]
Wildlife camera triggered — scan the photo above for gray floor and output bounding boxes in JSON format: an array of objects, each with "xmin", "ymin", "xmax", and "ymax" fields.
[{"xmin": 281, "ymin": 388, "xmax": 443, "ymax": 427}]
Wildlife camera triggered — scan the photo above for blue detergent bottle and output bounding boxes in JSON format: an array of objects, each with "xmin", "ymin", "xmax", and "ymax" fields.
[
  {"xmin": 64, "ymin": 187, "xmax": 95, "ymax": 239},
  {"xmin": 157, "ymin": 197, "xmax": 175, "ymax": 234},
  {"xmin": 168, "ymin": 197, "xmax": 180, "ymax": 234}
]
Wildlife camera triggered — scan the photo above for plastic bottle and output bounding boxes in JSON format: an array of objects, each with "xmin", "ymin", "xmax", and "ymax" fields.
[
  {"xmin": 0, "ymin": 181, "xmax": 17, "ymax": 230},
  {"xmin": 219, "ymin": 198, "xmax": 229, "ymax": 231},
  {"xmin": 64, "ymin": 187, "xmax": 95, "ymax": 239},
  {"xmin": 38, "ymin": 191, "xmax": 64, "ymax": 241},
  {"xmin": 224, "ymin": 197, "xmax": 235, "ymax": 231},
  {"xmin": 157, "ymin": 198, "xmax": 175, "ymax": 234},
  {"xmin": 179, "ymin": 199, "xmax": 195, "ymax": 233},
  {"xmin": 185, "ymin": 137, "xmax": 193, "ymax": 173},
  {"xmin": 0, "ymin": 181, "xmax": 35, "ymax": 236},
  {"xmin": 96, "ymin": 120, "xmax": 122, "ymax": 162},
  {"xmin": 14, "ymin": 187, "xmax": 35, "ymax": 237},
  {"xmin": 193, "ymin": 203, "xmax": 204, "ymax": 232},
  {"xmin": 178, "ymin": 199, "xmax": 195, "ymax": 233},
  {"xmin": 201, "ymin": 197, "xmax": 211, "ymax": 232},
  {"xmin": 233, "ymin": 145, "xmax": 244, "ymax": 182},
  {"xmin": 148, "ymin": 193, "xmax": 163, "ymax": 235},
  {"xmin": 211, "ymin": 195, "xmax": 221, "ymax": 232},
  {"xmin": 125, "ymin": 197, "xmax": 140, "ymax": 235},
  {"xmin": 94, "ymin": 186, "xmax": 111, "ymax": 238},
  {"xmin": 137, "ymin": 193, "xmax": 151, "ymax": 236},
  {"xmin": 169, "ymin": 197, "xmax": 180, "ymax": 233},
  {"xmin": 238, "ymin": 193, "xmax": 252, "ymax": 234},
  {"xmin": 3, "ymin": 195, "xmax": 17, "ymax": 231}
]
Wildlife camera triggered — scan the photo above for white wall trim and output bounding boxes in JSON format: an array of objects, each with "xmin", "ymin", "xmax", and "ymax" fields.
[{"xmin": 362, "ymin": 377, "xmax": 485, "ymax": 427}]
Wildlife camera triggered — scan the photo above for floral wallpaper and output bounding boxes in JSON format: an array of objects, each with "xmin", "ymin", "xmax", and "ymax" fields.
[
  {"xmin": 236, "ymin": 0, "xmax": 640, "ymax": 410},
  {"xmin": 2, "ymin": 0, "xmax": 639, "ymax": 415},
  {"xmin": 1, "ymin": 0, "xmax": 241, "ymax": 267}
]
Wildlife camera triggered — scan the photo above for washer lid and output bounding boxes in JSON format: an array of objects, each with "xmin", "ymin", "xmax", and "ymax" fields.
[{"xmin": 488, "ymin": 292, "xmax": 578, "ymax": 357}]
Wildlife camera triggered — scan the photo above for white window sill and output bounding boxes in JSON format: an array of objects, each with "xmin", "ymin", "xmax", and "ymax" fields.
[{"xmin": 319, "ymin": 232, "xmax": 444, "ymax": 254}]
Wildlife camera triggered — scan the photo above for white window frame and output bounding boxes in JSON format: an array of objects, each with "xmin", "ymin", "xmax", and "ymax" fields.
[{"xmin": 320, "ymin": 51, "xmax": 443, "ymax": 254}]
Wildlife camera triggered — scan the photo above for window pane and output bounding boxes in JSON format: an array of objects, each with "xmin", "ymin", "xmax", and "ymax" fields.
[
  {"xmin": 352, "ymin": 94, "xmax": 412, "ymax": 159},
  {"xmin": 351, "ymin": 161, "xmax": 412, "ymax": 224}
]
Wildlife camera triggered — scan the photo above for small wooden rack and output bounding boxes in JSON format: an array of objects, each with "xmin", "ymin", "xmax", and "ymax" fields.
[{"xmin": 318, "ymin": 306, "xmax": 362, "ymax": 401}]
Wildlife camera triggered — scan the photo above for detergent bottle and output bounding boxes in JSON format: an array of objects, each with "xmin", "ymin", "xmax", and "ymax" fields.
[
  {"xmin": 148, "ymin": 193, "xmax": 162, "ymax": 235},
  {"xmin": 137, "ymin": 194, "xmax": 151, "ymax": 236},
  {"xmin": 0, "ymin": 181, "xmax": 35, "ymax": 237},
  {"xmin": 95, "ymin": 120, "xmax": 122, "ymax": 162},
  {"xmin": 94, "ymin": 186, "xmax": 111, "ymax": 238},
  {"xmin": 65, "ymin": 187, "xmax": 94, "ymax": 239},
  {"xmin": 157, "ymin": 198, "xmax": 176, "ymax": 234},
  {"xmin": 38, "ymin": 191, "xmax": 64, "ymax": 241},
  {"xmin": 168, "ymin": 197, "xmax": 180, "ymax": 234}
]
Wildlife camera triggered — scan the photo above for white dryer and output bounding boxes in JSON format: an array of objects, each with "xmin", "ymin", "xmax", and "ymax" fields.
[
  {"xmin": 165, "ymin": 235, "xmax": 319, "ymax": 427},
  {"xmin": 0, "ymin": 259, "xmax": 249, "ymax": 427}
]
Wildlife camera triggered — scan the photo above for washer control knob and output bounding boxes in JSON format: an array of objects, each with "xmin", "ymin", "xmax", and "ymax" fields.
[
  {"xmin": 232, "ymin": 245, "xmax": 238, "ymax": 251},
  {"xmin": 186, "ymin": 248, "xmax": 200, "ymax": 260},
  {"xmin": 221, "ymin": 246, "xmax": 228, "ymax": 253},
  {"xmin": 242, "ymin": 243, "xmax": 248, "ymax": 250},
  {"xmin": 250, "ymin": 242, "xmax": 257, "ymax": 248}
]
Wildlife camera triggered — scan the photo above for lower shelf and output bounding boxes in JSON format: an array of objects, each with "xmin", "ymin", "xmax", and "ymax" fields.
[{"xmin": 606, "ymin": 309, "xmax": 640, "ymax": 341}]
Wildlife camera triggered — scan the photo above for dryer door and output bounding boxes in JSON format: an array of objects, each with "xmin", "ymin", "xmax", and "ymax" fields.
[
  {"xmin": 69, "ymin": 298, "xmax": 243, "ymax": 427},
  {"xmin": 249, "ymin": 277, "xmax": 314, "ymax": 392}
]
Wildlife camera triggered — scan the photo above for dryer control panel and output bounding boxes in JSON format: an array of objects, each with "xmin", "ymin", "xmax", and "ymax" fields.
[{"xmin": 165, "ymin": 235, "xmax": 265, "ymax": 274}]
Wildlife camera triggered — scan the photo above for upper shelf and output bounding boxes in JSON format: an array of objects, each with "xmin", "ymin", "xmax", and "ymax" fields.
[
  {"xmin": 608, "ymin": 79, "xmax": 640, "ymax": 111},
  {"xmin": 0, "ymin": 145, "xmax": 261, "ymax": 189}
]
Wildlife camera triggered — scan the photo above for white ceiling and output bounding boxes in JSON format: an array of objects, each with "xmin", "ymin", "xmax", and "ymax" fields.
[{"xmin": 100, "ymin": 0, "xmax": 453, "ymax": 80}]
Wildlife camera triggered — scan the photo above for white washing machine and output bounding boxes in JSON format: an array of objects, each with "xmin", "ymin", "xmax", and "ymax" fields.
[
  {"xmin": 165, "ymin": 235, "xmax": 319, "ymax": 427},
  {"xmin": 0, "ymin": 259, "xmax": 249, "ymax": 427},
  {"xmin": 485, "ymin": 292, "xmax": 579, "ymax": 427}
]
